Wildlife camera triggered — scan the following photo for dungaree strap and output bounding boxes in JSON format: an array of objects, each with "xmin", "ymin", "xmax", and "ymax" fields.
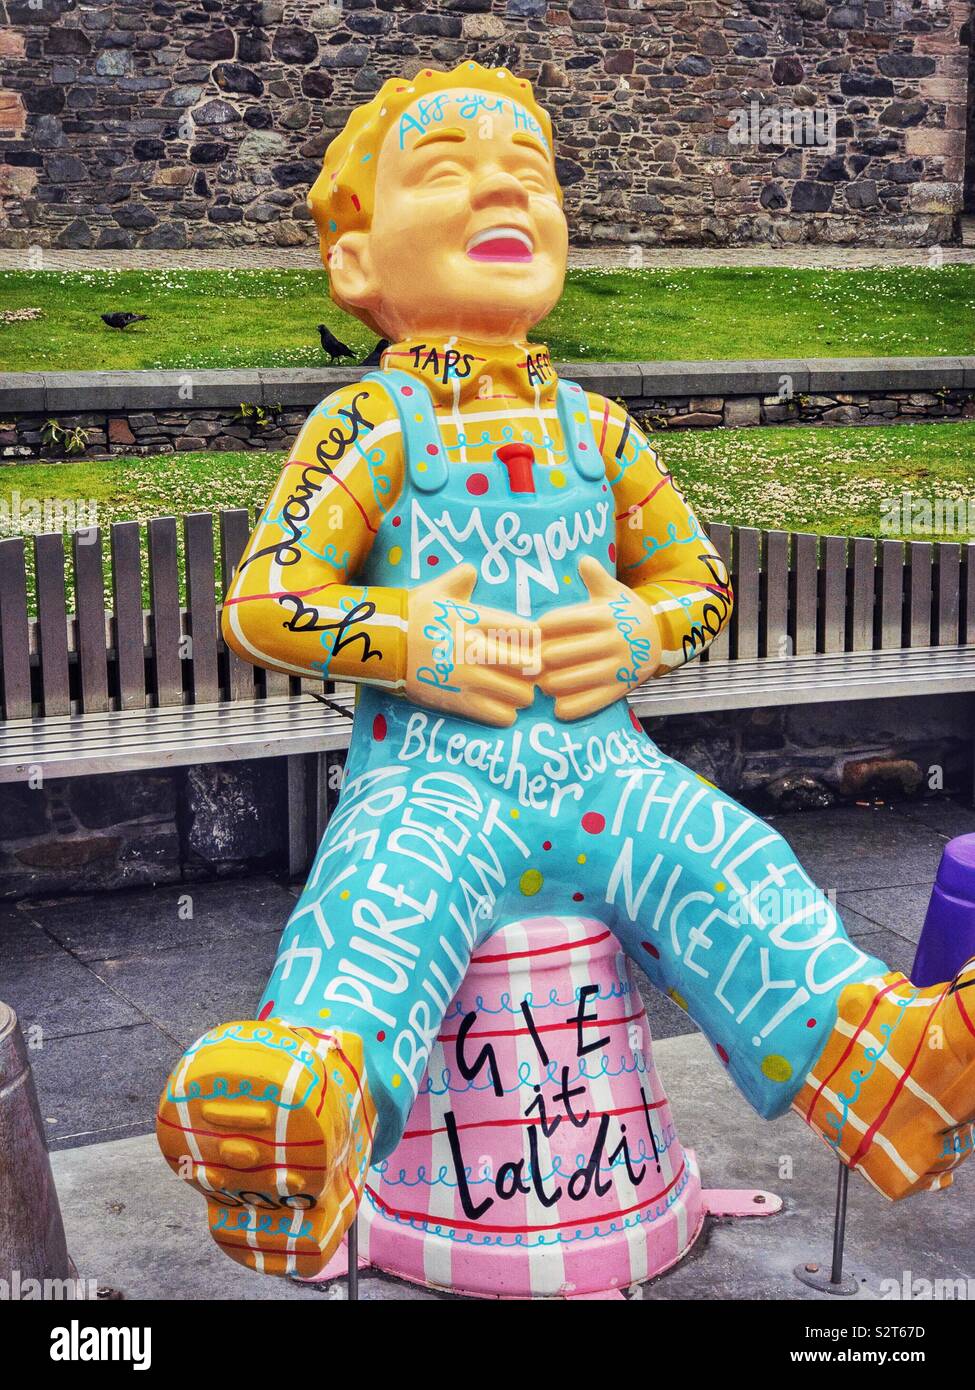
[
  {"xmin": 555, "ymin": 377, "xmax": 605, "ymax": 482},
  {"xmin": 362, "ymin": 369, "xmax": 449, "ymax": 493}
]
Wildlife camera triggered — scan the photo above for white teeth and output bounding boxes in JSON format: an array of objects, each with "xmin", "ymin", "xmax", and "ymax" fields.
[{"xmin": 466, "ymin": 227, "xmax": 533, "ymax": 253}]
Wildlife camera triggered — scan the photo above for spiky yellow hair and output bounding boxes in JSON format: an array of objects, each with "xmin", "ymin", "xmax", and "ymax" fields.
[{"xmin": 306, "ymin": 61, "xmax": 560, "ymax": 330}]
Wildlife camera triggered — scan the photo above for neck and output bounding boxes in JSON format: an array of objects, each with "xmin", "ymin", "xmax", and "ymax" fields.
[{"xmin": 381, "ymin": 335, "xmax": 558, "ymax": 406}]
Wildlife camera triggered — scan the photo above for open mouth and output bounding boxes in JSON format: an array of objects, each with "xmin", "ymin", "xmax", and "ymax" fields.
[{"xmin": 465, "ymin": 227, "xmax": 534, "ymax": 263}]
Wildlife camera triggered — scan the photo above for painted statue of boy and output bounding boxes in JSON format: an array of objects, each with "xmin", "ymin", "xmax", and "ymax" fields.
[{"xmin": 157, "ymin": 64, "xmax": 975, "ymax": 1279}]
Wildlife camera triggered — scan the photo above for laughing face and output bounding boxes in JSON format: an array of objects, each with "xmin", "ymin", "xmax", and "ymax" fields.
[{"xmin": 328, "ymin": 87, "xmax": 568, "ymax": 343}]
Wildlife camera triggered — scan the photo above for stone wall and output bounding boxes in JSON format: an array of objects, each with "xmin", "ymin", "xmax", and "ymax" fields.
[
  {"xmin": 0, "ymin": 0, "xmax": 972, "ymax": 251},
  {"xmin": 1, "ymin": 693, "xmax": 970, "ymax": 899},
  {"xmin": 4, "ymin": 386, "xmax": 975, "ymax": 461},
  {"xmin": 0, "ymin": 757, "xmax": 288, "ymax": 899},
  {"xmin": 2, "ymin": 356, "xmax": 972, "ymax": 461}
]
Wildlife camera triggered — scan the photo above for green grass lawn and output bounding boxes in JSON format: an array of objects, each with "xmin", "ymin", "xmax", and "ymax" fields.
[
  {"xmin": 1, "ymin": 266, "xmax": 973, "ymax": 372},
  {"xmin": 3, "ymin": 421, "xmax": 973, "ymax": 566}
]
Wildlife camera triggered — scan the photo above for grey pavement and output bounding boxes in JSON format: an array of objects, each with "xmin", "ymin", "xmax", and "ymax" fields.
[
  {"xmin": 2, "ymin": 795, "xmax": 974, "ymax": 1299},
  {"xmin": 49, "ymin": 1030, "xmax": 975, "ymax": 1302},
  {"xmin": 2, "ymin": 246, "xmax": 974, "ymax": 272}
]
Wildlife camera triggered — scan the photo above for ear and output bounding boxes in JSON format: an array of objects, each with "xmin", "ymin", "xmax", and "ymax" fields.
[{"xmin": 328, "ymin": 231, "xmax": 381, "ymax": 317}]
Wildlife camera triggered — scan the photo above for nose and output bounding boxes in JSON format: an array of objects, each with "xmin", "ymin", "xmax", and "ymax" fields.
[{"xmin": 470, "ymin": 167, "xmax": 531, "ymax": 213}]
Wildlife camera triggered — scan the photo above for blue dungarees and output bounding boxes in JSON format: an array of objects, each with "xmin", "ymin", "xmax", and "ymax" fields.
[{"xmin": 259, "ymin": 371, "xmax": 884, "ymax": 1160}]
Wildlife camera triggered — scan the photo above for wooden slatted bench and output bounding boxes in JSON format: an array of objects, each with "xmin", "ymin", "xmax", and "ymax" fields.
[{"xmin": 1, "ymin": 514, "xmax": 973, "ymax": 876}]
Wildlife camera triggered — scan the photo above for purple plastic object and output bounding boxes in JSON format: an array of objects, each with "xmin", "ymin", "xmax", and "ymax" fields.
[{"xmin": 912, "ymin": 833, "xmax": 975, "ymax": 987}]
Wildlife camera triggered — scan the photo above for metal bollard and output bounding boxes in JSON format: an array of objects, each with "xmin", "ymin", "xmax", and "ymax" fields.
[{"xmin": 0, "ymin": 1001, "xmax": 75, "ymax": 1289}]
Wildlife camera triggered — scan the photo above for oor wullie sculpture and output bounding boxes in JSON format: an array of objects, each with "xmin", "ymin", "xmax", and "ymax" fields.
[{"xmin": 157, "ymin": 64, "xmax": 975, "ymax": 1281}]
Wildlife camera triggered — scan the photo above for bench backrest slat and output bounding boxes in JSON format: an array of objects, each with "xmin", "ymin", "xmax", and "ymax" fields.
[
  {"xmin": 791, "ymin": 532, "xmax": 818, "ymax": 657},
  {"xmin": 820, "ymin": 535, "xmax": 846, "ymax": 654},
  {"xmin": 34, "ymin": 532, "xmax": 70, "ymax": 717},
  {"xmin": 184, "ymin": 512, "xmax": 220, "ymax": 706},
  {"xmin": 761, "ymin": 530, "xmax": 789, "ymax": 660},
  {"xmin": 147, "ymin": 517, "xmax": 184, "ymax": 707},
  {"xmin": 219, "ymin": 509, "xmax": 256, "ymax": 703},
  {"xmin": 732, "ymin": 526, "xmax": 760, "ymax": 660},
  {"xmin": 111, "ymin": 520, "xmax": 147, "ymax": 710},
  {"xmin": 935, "ymin": 542, "xmax": 961, "ymax": 647},
  {"xmin": 879, "ymin": 539, "xmax": 905, "ymax": 650},
  {"xmin": 848, "ymin": 537, "xmax": 876, "ymax": 652},
  {"xmin": 4, "ymin": 509, "xmax": 973, "ymax": 725},
  {"xmin": 72, "ymin": 528, "xmax": 109, "ymax": 714},
  {"xmin": 0, "ymin": 538, "xmax": 33, "ymax": 721},
  {"xmin": 907, "ymin": 541, "xmax": 934, "ymax": 648}
]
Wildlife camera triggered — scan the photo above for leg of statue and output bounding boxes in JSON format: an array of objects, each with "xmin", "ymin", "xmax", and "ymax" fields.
[
  {"xmin": 580, "ymin": 737, "xmax": 887, "ymax": 1119},
  {"xmin": 157, "ymin": 762, "xmax": 518, "ymax": 1276},
  {"xmin": 582, "ymin": 736, "xmax": 975, "ymax": 1199}
]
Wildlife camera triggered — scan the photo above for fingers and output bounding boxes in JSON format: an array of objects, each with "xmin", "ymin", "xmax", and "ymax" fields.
[
  {"xmin": 542, "ymin": 632, "xmax": 612, "ymax": 672},
  {"xmin": 552, "ymin": 685, "xmax": 619, "ymax": 722},
  {"xmin": 465, "ymin": 697, "xmax": 520, "ymax": 728},
  {"xmin": 467, "ymin": 610, "xmax": 541, "ymax": 673},
  {"xmin": 539, "ymin": 602, "xmax": 616, "ymax": 639},
  {"xmin": 540, "ymin": 658, "xmax": 621, "ymax": 698},
  {"xmin": 467, "ymin": 664, "xmax": 536, "ymax": 709}
]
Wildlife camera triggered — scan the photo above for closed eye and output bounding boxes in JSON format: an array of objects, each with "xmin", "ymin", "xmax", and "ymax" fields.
[
  {"xmin": 420, "ymin": 161, "xmax": 468, "ymax": 184},
  {"xmin": 518, "ymin": 167, "xmax": 554, "ymax": 193}
]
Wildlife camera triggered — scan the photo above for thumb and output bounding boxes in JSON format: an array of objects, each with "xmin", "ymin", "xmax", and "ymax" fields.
[{"xmin": 579, "ymin": 555, "xmax": 620, "ymax": 600}]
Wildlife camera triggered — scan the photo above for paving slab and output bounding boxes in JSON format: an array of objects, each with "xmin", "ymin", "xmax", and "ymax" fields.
[
  {"xmin": 98, "ymin": 930, "xmax": 281, "ymax": 1049},
  {"xmin": 837, "ymin": 883, "xmax": 935, "ymax": 943},
  {"xmin": 49, "ymin": 1031, "xmax": 974, "ymax": 1301},
  {"xmin": 24, "ymin": 876, "xmax": 295, "ymax": 963},
  {"xmin": 0, "ymin": 947, "xmax": 143, "ymax": 1041},
  {"xmin": 892, "ymin": 799, "xmax": 975, "ymax": 839},
  {"xmin": 32, "ymin": 1023, "xmax": 181, "ymax": 1152},
  {"xmin": 0, "ymin": 901, "xmax": 59, "ymax": 962},
  {"xmin": 851, "ymin": 927, "xmax": 920, "ymax": 979},
  {"xmin": 768, "ymin": 805, "xmax": 949, "ymax": 892}
]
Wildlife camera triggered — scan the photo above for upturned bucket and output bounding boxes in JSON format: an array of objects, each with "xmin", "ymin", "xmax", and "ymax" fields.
[{"xmin": 359, "ymin": 916, "xmax": 705, "ymax": 1298}]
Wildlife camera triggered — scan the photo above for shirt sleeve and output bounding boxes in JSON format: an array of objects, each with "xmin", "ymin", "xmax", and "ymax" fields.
[
  {"xmin": 591, "ymin": 393, "xmax": 733, "ymax": 672},
  {"xmin": 221, "ymin": 379, "xmax": 409, "ymax": 688}
]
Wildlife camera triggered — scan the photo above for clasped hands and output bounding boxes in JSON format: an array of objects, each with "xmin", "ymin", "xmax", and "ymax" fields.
[{"xmin": 405, "ymin": 556, "xmax": 662, "ymax": 727}]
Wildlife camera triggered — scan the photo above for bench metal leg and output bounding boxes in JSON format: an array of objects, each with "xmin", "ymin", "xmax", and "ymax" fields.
[
  {"xmin": 287, "ymin": 754, "xmax": 309, "ymax": 880},
  {"xmin": 287, "ymin": 753, "xmax": 334, "ymax": 881},
  {"xmin": 315, "ymin": 752, "xmax": 330, "ymax": 846}
]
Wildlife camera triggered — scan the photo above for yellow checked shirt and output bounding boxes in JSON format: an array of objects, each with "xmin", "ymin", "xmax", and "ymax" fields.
[{"xmin": 222, "ymin": 337, "xmax": 732, "ymax": 687}]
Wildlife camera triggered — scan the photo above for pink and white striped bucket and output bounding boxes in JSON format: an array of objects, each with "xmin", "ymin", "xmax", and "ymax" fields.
[{"xmin": 359, "ymin": 915, "xmax": 705, "ymax": 1299}]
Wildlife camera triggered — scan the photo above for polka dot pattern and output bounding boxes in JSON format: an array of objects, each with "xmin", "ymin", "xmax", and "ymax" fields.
[
  {"xmin": 761, "ymin": 1054, "xmax": 793, "ymax": 1083},
  {"xmin": 519, "ymin": 868, "xmax": 543, "ymax": 896}
]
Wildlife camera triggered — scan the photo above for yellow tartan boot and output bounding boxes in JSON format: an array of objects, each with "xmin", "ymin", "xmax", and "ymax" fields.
[
  {"xmin": 157, "ymin": 1020, "xmax": 375, "ymax": 1278},
  {"xmin": 796, "ymin": 956, "xmax": 975, "ymax": 1199}
]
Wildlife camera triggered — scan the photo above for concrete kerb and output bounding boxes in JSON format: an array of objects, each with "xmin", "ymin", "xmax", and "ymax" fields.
[
  {"xmin": 3, "ymin": 357, "xmax": 974, "ymax": 417},
  {"xmin": 638, "ymin": 359, "xmax": 813, "ymax": 398},
  {"xmin": 803, "ymin": 357, "xmax": 968, "ymax": 393}
]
